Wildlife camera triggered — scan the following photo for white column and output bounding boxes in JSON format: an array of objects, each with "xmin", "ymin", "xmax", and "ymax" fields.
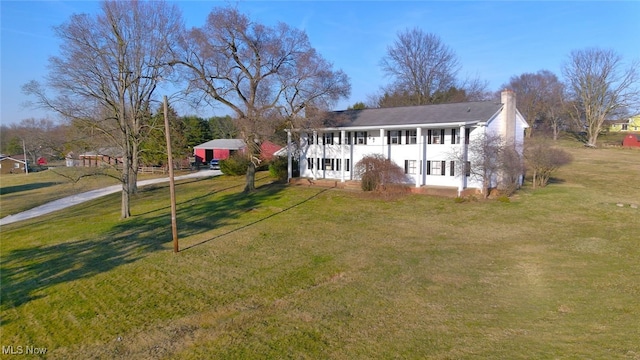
[
  {"xmin": 286, "ymin": 130, "xmax": 292, "ymax": 182},
  {"xmin": 340, "ymin": 130, "xmax": 346, "ymax": 182},
  {"xmin": 380, "ymin": 128, "xmax": 385, "ymax": 157},
  {"xmin": 459, "ymin": 125, "xmax": 466, "ymax": 194},
  {"xmin": 416, "ymin": 127, "xmax": 422, "ymax": 187},
  {"xmin": 312, "ymin": 131, "xmax": 317, "ymax": 180}
]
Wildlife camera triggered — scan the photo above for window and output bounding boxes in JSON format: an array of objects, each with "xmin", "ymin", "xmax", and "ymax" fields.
[
  {"xmin": 428, "ymin": 129, "xmax": 445, "ymax": 144},
  {"xmin": 465, "ymin": 161, "xmax": 471, "ymax": 176},
  {"xmin": 323, "ymin": 132, "xmax": 334, "ymax": 145},
  {"xmin": 387, "ymin": 130, "xmax": 401, "ymax": 145},
  {"xmin": 308, "ymin": 133, "xmax": 315, "ymax": 145},
  {"xmin": 323, "ymin": 158, "xmax": 334, "ymax": 170},
  {"xmin": 336, "ymin": 159, "xmax": 341, "ymax": 171},
  {"xmin": 433, "ymin": 161, "xmax": 442, "ymax": 175},
  {"xmin": 345, "ymin": 132, "xmax": 352, "ymax": 145},
  {"xmin": 426, "ymin": 161, "xmax": 446, "ymax": 175},
  {"xmin": 356, "ymin": 131, "xmax": 367, "ymax": 145},
  {"xmin": 406, "ymin": 130, "xmax": 417, "ymax": 144},
  {"xmin": 404, "ymin": 160, "xmax": 417, "ymax": 174},
  {"xmin": 307, "ymin": 158, "xmax": 314, "ymax": 169},
  {"xmin": 622, "ymin": 124, "xmax": 628, "ymax": 131}
]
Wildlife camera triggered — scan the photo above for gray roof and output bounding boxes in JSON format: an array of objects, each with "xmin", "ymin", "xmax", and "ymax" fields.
[
  {"xmin": 194, "ymin": 139, "xmax": 246, "ymax": 150},
  {"xmin": 323, "ymin": 101, "xmax": 503, "ymax": 129}
]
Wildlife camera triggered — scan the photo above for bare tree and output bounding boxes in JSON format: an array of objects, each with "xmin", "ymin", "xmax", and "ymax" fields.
[
  {"xmin": 173, "ymin": 6, "xmax": 350, "ymax": 192},
  {"xmin": 502, "ymin": 70, "xmax": 567, "ymax": 138},
  {"xmin": 379, "ymin": 28, "xmax": 460, "ymax": 106},
  {"xmin": 562, "ymin": 48, "xmax": 639, "ymax": 147},
  {"xmin": 450, "ymin": 133, "xmax": 522, "ymax": 198},
  {"xmin": 23, "ymin": 0, "xmax": 183, "ymax": 218}
]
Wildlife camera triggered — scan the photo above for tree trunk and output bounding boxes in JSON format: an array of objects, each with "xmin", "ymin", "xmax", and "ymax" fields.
[
  {"xmin": 244, "ymin": 161, "xmax": 256, "ymax": 193},
  {"xmin": 121, "ymin": 155, "xmax": 131, "ymax": 218}
]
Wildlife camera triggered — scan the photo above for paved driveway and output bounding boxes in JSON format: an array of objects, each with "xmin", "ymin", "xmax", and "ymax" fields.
[{"xmin": 0, "ymin": 170, "xmax": 221, "ymax": 226}]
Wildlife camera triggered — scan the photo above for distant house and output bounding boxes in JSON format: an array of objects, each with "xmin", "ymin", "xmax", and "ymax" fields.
[
  {"xmin": 609, "ymin": 115, "xmax": 640, "ymax": 132},
  {"xmin": 286, "ymin": 90, "xmax": 528, "ymax": 196},
  {"xmin": 193, "ymin": 139, "xmax": 283, "ymax": 163},
  {"xmin": 622, "ymin": 134, "xmax": 640, "ymax": 148},
  {"xmin": 0, "ymin": 155, "xmax": 27, "ymax": 174}
]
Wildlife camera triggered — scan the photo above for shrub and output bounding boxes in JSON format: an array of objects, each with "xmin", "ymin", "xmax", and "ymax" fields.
[
  {"xmin": 525, "ymin": 140, "xmax": 573, "ymax": 188},
  {"xmin": 268, "ymin": 156, "xmax": 289, "ymax": 182},
  {"xmin": 220, "ymin": 155, "xmax": 251, "ymax": 176},
  {"xmin": 354, "ymin": 154, "xmax": 410, "ymax": 192}
]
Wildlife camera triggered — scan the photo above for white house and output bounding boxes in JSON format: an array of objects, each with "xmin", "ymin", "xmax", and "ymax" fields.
[{"xmin": 286, "ymin": 90, "xmax": 528, "ymax": 195}]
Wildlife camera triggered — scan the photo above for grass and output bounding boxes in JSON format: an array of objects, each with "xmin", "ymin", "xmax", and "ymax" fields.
[{"xmin": 1, "ymin": 142, "xmax": 639, "ymax": 359}]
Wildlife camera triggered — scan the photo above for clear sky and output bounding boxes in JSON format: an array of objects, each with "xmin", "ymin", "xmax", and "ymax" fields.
[{"xmin": 1, "ymin": 0, "xmax": 639, "ymax": 125}]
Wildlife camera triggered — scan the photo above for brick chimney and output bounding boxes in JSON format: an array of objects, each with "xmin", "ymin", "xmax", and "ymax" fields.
[{"xmin": 501, "ymin": 89, "xmax": 516, "ymax": 145}]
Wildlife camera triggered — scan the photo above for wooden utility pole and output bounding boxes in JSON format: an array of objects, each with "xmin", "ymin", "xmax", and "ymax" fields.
[{"xmin": 163, "ymin": 95, "xmax": 179, "ymax": 253}]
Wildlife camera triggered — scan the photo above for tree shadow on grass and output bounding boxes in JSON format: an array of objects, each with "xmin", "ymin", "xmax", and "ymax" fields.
[
  {"xmin": 0, "ymin": 178, "xmax": 307, "ymax": 314},
  {"xmin": 0, "ymin": 182, "xmax": 62, "ymax": 195}
]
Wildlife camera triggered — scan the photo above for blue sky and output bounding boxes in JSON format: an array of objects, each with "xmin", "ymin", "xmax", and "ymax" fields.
[{"xmin": 2, "ymin": 1, "xmax": 639, "ymax": 125}]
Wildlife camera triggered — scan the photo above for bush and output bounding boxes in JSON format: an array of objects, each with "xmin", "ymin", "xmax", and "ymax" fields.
[
  {"xmin": 268, "ymin": 156, "xmax": 289, "ymax": 182},
  {"xmin": 220, "ymin": 155, "xmax": 251, "ymax": 176},
  {"xmin": 354, "ymin": 154, "xmax": 410, "ymax": 192}
]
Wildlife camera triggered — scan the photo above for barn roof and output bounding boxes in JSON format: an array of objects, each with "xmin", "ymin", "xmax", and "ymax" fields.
[{"xmin": 194, "ymin": 139, "xmax": 247, "ymax": 150}]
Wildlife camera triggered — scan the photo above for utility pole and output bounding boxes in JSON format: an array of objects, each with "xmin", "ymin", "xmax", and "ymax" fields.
[
  {"xmin": 163, "ymin": 95, "xmax": 179, "ymax": 253},
  {"xmin": 22, "ymin": 139, "xmax": 28, "ymax": 174}
]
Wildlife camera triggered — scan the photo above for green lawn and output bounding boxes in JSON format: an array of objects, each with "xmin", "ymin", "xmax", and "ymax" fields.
[{"xmin": 1, "ymin": 143, "xmax": 639, "ymax": 359}]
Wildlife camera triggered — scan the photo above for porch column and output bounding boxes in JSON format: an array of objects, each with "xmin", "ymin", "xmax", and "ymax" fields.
[
  {"xmin": 380, "ymin": 128, "xmax": 385, "ymax": 157},
  {"xmin": 312, "ymin": 131, "xmax": 318, "ymax": 180},
  {"xmin": 286, "ymin": 130, "xmax": 292, "ymax": 182},
  {"xmin": 340, "ymin": 130, "xmax": 346, "ymax": 182},
  {"xmin": 459, "ymin": 125, "xmax": 467, "ymax": 194},
  {"xmin": 416, "ymin": 127, "xmax": 422, "ymax": 187}
]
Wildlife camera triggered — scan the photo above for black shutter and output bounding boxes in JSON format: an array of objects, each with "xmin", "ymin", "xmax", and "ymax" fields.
[
  {"xmin": 404, "ymin": 160, "xmax": 409, "ymax": 174},
  {"xmin": 338, "ymin": 132, "xmax": 342, "ymax": 145},
  {"xmin": 450, "ymin": 161, "xmax": 455, "ymax": 176},
  {"xmin": 387, "ymin": 131, "xmax": 390, "ymax": 145},
  {"xmin": 346, "ymin": 159, "xmax": 350, "ymax": 171},
  {"xmin": 364, "ymin": 132, "xmax": 368, "ymax": 145},
  {"xmin": 427, "ymin": 129, "xmax": 432, "ymax": 144},
  {"xmin": 426, "ymin": 161, "xmax": 431, "ymax": 175},
  {"xmin": 465, "ymin": 128, "xmax": 470, "ymax": 144},
  {"xmin": 451, "ymin": 129, "xmax": 456, "ymax": 144},
  {"xmin": 441, "ymin": 129, "xmax": 445, "ymax": 144},
  {"xmin": 441, "ymin": 161, "xmax": 446, "ymax": 176}
]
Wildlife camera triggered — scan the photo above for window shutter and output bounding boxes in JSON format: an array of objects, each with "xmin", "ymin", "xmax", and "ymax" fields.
[
  {"xmin": 387, "ymin": 131, "xmax": 391, "ymax": 145},
  {"xmin": 338, "ymin": 132, "xmax": 342, "ymax": 145},
  {"xmin": 426, "ymin": 161, "xmax": 431, "ymax": 175},
  {"xmin": 441, "ymin": 161, "xmax": 446, "ymax": 176},
  {"xmin": 427, "ymin": 130, "xmax": 432, "ymax": 144},
  {"xmin": 450, "ymin": 161, "xmax": 455, "ymax": 176},
  {"xmin": 331, "ymin": 133, "xmax": 334, "ymax": 145},
  {"xmin": 404, "ymin": 160, "xmax": 409, "ymax": 174},
  {"xmin": 465, "ymin": 128, "xmax": 470, "ymax": 144},
  {"xmin": 364, "ymin": 132, "xmax": 368, "ymax": 145},
  {"xmin": 451, "ymin": 129, "xmax": 456, "ymax": 144},
  {"xmin": 440, "ymin": 129, "xmax": 445, "ymax": 144},
  {"xmin": 405, "ymin": 130, "xmax": 409, "ymax": 144},
  {"xmin": 346, "ymin": 159, "xmax": 350, "ymax": 171}
]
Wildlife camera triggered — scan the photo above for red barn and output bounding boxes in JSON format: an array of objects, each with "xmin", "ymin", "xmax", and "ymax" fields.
[
  {"xmin": 622, "ymin": 134, "xmax": 640, "ymax": 148},
  {"xmin": 193, "ymin": 139, "xmax": 283, "ymax": 163}
]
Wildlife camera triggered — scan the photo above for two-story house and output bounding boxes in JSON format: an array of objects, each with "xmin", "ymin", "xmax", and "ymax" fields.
[{"xmin": 285, "ymin": 90, "xmax": 528, "ymax": 196}]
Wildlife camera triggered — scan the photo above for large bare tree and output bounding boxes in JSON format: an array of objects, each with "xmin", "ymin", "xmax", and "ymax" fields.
[
  {"xmin": 24, "ymin": 0, "xmax": 183, "ymax": 218},
  {"xmin": 378, "ymin": 28, "xmax": 461, "ymax": 106},
  {"xmin": 502, "ymin": 70, "xmax": 567, "ymax": 138},
  {"xmin": 173, "ymin": 6, "xmax": 350, "ymax": 192},
  {"xmin": 562, "ymin": 48, "xmax": 639, "ymax": 147}
]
